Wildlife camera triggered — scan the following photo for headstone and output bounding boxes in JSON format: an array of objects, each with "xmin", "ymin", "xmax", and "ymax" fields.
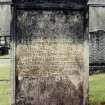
[
  {"xmin": 88, "ymin": 1, "xmax": 105, "ymax": 64},
  {"xmin": 13, "ymin": 1, "xmax": 89, "ymax": 105},
  {"xmin": 0, "ymin": 3, "xmax": 11, "ymax": 36}
]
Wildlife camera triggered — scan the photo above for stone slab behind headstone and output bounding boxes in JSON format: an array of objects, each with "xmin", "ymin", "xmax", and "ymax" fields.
[
  {"xmin": 0, "ymin": 5, "xmax": 11, "ymax": 36},
  {"xmin": 89, "ymin": 7, "xmax": 105, "ymax": 64}
]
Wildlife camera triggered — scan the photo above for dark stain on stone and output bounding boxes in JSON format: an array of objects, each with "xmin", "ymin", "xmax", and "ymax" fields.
[{"xmin": 16, "ymin": 77, "xmax": 83, "ymax": 105}]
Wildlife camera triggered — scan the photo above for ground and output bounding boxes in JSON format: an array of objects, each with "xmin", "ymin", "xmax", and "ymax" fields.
[
  {"xmin": 0, "ymin": 82, "xmax": 10, "ymax": 105},
  {"xmin": 89, "ymin": 74, "xmax": 105, "ymax": 105},
  {"xmin": 0, "ymin": 62, "xmax": 10, "ymax": 105}
]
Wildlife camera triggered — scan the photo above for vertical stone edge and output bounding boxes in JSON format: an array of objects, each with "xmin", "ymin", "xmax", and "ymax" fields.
[
  {"xmin": 10, "ymin": 5, "xmax": 16, "ymax": 105},
  {"xmin": 83, "ymin": 9, "xmax": 89, "ymax": 105}
]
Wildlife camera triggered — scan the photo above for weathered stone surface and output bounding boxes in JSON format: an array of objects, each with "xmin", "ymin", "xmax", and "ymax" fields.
[
  {"xmin": 16, "ymin": 77, "xmax": 83, "ymax": 105},
  {"xmin": 0, "ymin": 5, "xmax": 11, "ymax": 36},
  {"xmin": 88, "ymin": 0, "xmax": 105, "ymax": 5},
  {"xmin": 90, "ymin": 31, "xmax": 105, "ymax": 64},
  {"xmin": 13, "ymin": 0, "xmax": 88, "ymax": 9},
  {"xmin": 89, "ymin": 7, "xmax": 105, "ymax": 32},
  {"xmin": 15, "ymin": 10, "xmax": 88, "ymax": 105},
  {"xmin": 89, "ymin": 7, "xmax": 105, "ymax": 64},
  {"xmin": 13, "ymin": 0, "xmax": 87, "ymax": 4}
]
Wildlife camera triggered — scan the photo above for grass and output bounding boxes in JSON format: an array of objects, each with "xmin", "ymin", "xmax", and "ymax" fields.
[
  {"xmin": 0, "ymin": 82, "xmax": 11, "ymax": 105},
  {"xmin": 0, "ymin": 65, "xmax": 10, "ymax": 80},
  {"xmin": 0, "ymin": 64, "xmax": 10, "ymax": 105},
  {"xmin": 0, "ymin": 82, "xmax": 10, "ymax": 94},
  {"xmin": 0, "ymin": 95, "xmax": 11, "ymax": 105},
  {"xmin": 89, "ymin": 74, "xmax": 105, "ymax": 105}
]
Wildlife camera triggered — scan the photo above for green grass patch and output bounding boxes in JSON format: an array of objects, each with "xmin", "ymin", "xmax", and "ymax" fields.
[
  {"xmin": 0, "ymin": 82, "xmax": 10, "ymax": 105},
  {"xmin": 0, "ymin": 64, "xmax": 11, "ymax": 105},
  {"xmin": 89, "ymin": 74, "xmax": 105, "ymax": 105},
  {"xmin": 0, "ymin": 65, "xmax": 10, "ymax": 80},
  {"xmin": 0, "ymin": 82, "xmax": 10, "ymax": 94},
  {"xmin": 0, "ymin": 94, "xmax": 11, "ymax": 105}
]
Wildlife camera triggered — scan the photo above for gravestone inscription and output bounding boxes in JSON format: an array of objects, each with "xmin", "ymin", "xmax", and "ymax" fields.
[{"xmin": 15, "ymin": 10, "xmax": 88, "ymax": 105}]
